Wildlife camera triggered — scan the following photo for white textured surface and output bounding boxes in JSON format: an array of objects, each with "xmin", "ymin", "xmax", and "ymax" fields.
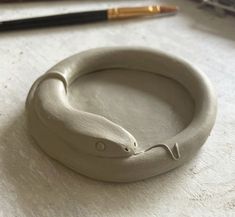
[{"xmin": 0, "ymin": 0, "xmax": 234, "ymax": 217}]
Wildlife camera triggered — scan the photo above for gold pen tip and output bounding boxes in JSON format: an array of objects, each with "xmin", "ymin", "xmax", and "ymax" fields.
[{"xmin": 108, "ymin": 5, "xmax": 179, "ymax": 20}]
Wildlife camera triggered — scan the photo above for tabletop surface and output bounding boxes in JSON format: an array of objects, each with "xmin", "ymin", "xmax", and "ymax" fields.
[{"xmin": 0, "ymin": 1, "xmax": 235, "ymax": 217}]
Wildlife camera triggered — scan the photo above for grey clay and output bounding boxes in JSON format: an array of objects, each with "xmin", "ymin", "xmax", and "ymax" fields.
[{"xmin": 26, "ymin": 47, "xmax": 217, "ymax": 182}]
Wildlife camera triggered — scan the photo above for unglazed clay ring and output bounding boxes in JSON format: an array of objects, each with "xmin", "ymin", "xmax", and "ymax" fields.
[{"xmin": 26, "ymin": 47, "xmax": 217, "ymax": 182}]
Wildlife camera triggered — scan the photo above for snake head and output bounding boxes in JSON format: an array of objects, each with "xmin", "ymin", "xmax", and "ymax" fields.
[{"xmin": 92, "ymin": 137, "xmax": 137, "ymax": 158}]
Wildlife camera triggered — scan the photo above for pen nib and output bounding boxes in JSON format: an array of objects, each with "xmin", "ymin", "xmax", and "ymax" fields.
[{"xmin": 159, "ymin": 6, "xmax": 179, "ymax": 14}]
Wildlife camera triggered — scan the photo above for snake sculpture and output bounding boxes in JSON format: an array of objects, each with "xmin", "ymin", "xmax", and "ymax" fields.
[{"xmin": 26, "ymin": 47, "xmax": 217, "ymax": 182}]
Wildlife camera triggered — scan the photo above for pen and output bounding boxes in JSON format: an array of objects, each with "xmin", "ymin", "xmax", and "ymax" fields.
[{"xmin": 0, "ymin": 5, "xmax": 178, "ymax": 31}]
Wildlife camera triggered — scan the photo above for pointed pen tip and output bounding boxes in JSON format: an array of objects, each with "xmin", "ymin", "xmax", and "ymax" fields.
[{"xmin": 159, "ymin": 5, "xmax": 179, "ymax": 14}]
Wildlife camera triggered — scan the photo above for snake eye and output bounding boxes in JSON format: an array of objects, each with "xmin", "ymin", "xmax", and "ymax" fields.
[
  {"xmin": 95, "ymin": 142, "xmax": 106, "ymax": 151},
  {"xmin": 124, "ymin": 148, "xmax": 129, "ymax": 152}
]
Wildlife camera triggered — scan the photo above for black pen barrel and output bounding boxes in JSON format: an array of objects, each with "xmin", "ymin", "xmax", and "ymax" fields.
[{"xmin": 0, "ymin": 10, "xmax": 108, "ymax": 31}]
